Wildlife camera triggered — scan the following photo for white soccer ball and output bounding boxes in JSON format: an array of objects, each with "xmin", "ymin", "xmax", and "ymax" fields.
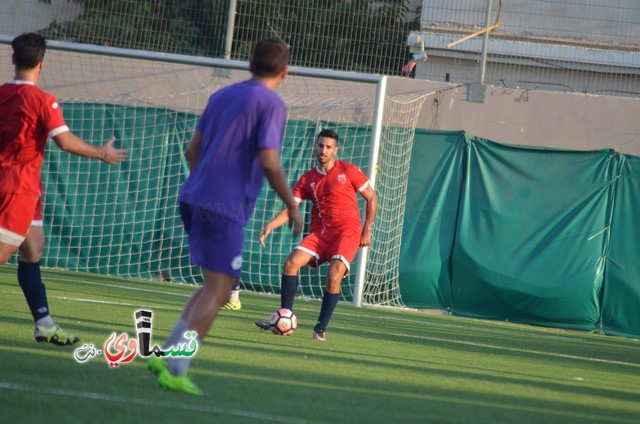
[{"xmin": 268, "ymin": 308, "xmax": 298, "ymax": 336}]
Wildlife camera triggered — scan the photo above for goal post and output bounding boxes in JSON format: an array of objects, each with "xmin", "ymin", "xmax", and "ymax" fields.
[
  {"xmin": 0, "ymin": 35, "xmax": 427, "ymax": 308},
  {"xmin": 352, "ymin": 76, "xmax": 387, "ymax": 308}
]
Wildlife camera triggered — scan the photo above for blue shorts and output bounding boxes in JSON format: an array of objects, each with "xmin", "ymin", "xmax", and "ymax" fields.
[{"xmin": 180, "ymin": 203, "xmax": 244, "ymax": 278}]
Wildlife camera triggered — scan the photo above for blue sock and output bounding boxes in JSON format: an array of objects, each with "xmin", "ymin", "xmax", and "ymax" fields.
[
  {"xmin": 315, "ymin": 292, "xmax": 339, "ymax": 332},
  {"xmin": 280, "ymin": 275, "xmax": 298, "ymax": 310},
  {"xmin": 18, "ymin": 261, "xmax": 50, "ymax": 322}
]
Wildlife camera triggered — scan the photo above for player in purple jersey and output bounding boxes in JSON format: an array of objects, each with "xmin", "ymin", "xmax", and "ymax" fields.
[{"xmin": 148, "ymin": 39, "xmax": 303, "ymax": 395}]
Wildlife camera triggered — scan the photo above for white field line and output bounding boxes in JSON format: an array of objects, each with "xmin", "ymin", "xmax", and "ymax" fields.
[
  {"xmin": 391, "ymin": 332, "xmax": 640, "ymax": 368},
  {"xmin": 0, "ymin": 381, "xmax": 321, "ymax": 424}
]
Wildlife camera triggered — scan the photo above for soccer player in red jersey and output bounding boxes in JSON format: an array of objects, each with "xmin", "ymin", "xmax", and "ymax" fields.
[
  {"xmin": 256, "ymin": 129, "xmax": 378, "ymax": 341},
  {"xmin": 0, "ymin": 33, "xmax": 127, "ymax": 345}
]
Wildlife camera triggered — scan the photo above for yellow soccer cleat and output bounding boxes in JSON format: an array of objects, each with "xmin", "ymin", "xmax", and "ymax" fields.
[
  {"xmin": 34, "ymin": 325, "xmax": 80, "ymax": 346},
  {"xmin": 221, "ymin": 300, "xmax": 241, "ymax": 310}
]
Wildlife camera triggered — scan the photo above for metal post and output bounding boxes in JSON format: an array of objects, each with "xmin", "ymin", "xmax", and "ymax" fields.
[
  {"xmin": 224, "ymin": 0, "xmax": 238, "ymax": 60},
  {"xmin": 352, "ymin": 76, "xmax": 387, "ymax": 307},
  {"xmin": 479, "ymin": 0, "xmax": 493, "ymax": 83}
]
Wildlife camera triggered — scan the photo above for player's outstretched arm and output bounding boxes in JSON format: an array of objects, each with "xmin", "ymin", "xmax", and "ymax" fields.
[
  {"xmin": 53, "ymin": 133, "xmax": 127, "ymax": 165},
  {"xmin": 359, "ymin": 185, "xmax": 378, "ymax": 247},
  {"xmin": 258, "ymin": 205, "xmax": 299, "ymax": 247},
  {"xmin": 259, "ymin": 148, "xmax": 303, "ymax": 239}
]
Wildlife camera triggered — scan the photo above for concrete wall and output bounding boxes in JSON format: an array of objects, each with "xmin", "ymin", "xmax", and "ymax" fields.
[
  {"xmin": 387, "ymin": 77, "xmax": 640, "ymax": 156},
  {"xmin": 1, "ymin": 43, "xmax": 636, "ymax": 157}
]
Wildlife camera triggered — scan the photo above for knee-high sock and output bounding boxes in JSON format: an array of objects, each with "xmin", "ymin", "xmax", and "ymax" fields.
[
  {"xmin": 18, "ymin": 261, "xmax": 50, "ymax": 322},
  {"xmin": 167, "ymin": 332, "xmax": 196, "ymax": 377},
  {"xmin": 280, "ymin": 275, "xmax": 298, "ymax": 310},
  {"xmin": 315, "ymin": 292, "xmax": 339, "ymax": 332},
  {"xmin": 163, "ymin": 318, "xmax": 187, "ymax": 350}
]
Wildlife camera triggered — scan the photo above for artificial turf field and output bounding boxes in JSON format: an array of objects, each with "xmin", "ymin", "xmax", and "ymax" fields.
[{"xmin": 1, "ymin": 265, "xmax": 639, "ymax": 423}]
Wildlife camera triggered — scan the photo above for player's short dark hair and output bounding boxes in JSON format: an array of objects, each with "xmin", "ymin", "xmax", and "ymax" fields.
[
  {"xmin": 318, "ymin": 129, "xmax": 339, "ymax": 144},
  {"xmin": 250, "ymin": 38, "xmax": 289, "ymax": 77},
  {"xmin": 12, "ymin": 33, "xmax": 47, "ymax": 71}
]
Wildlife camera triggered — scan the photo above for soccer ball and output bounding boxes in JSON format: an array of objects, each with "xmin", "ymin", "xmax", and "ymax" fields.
[{"xmin": 268, "ymin": 308, "xmax": 297, "ymax": 336}]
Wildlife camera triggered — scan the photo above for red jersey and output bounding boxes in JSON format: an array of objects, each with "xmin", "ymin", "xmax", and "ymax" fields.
[
  {"xmin": 0, "ymin": 81, "xmax": 69, "ymax": 195},
  {"xmin": 293, "ymin": 160, "xmax": 370, "ymax": 233}
]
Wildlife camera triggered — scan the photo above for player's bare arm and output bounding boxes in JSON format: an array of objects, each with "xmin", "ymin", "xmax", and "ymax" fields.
[
  {"xmin": 185, "ymin": 130, "xmax": 203, "ymax": 171},
  {"xmin": 359, "ymin": 185, "xmax": 378, "ymax": 247},
  {"xmin": 53, "ymin": 133, "xmax": 127, "ymax": 165},
  {"xmin": 259, "ymin": 201, "xmax": 301, "ymax": 247},
  {"xmin": 260, "ymin": 148, "xmax": 303, "ymax": 238}
]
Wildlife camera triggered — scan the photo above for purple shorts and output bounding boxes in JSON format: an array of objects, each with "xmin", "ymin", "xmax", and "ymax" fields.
[{"xmin": 180, "ymin": 203, "xmax": 244, "ymax": 278}]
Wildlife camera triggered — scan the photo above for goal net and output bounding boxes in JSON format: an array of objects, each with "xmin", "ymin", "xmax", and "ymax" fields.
[{"xmin": 1, "ymin": 40, "xmax": 427, "ymax": 308}]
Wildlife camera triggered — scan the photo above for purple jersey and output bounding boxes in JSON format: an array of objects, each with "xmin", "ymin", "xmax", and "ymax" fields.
[{"xmin": 179, "ymin": 79, "xmax": 287, "ymax": 224}]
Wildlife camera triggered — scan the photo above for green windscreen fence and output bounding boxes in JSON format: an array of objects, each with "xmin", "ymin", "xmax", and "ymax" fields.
[
  {"xmin": 399, "ymin": 129, "xmax": 640, "ymax": 337},
  {"xmin": 32, "ymin": 104, "xmax": 639, "ymax": 338},
  {"xmin": 601, "ymin": 154, "xmax": 640, "ymax": 338},
  {"xmin": 398, "ymin": 130, "xmax": 466, "ymax": 309}
]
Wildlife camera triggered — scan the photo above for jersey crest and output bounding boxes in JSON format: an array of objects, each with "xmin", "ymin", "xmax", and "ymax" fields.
[{"xmin": 337, "ymin": 174, "xmax": 346, "ymax": 184}]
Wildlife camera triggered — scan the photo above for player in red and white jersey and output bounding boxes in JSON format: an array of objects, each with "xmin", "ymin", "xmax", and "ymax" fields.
[
  {"xmin": 0, "ymin": 33, "xmax": 127, "ymax": 346},
  {"xmin": 293, "ymin": 157, "xmax": 370, "ymax": 233},
  {"xmin": 256, "ymin": 129, "xmax": 378, "ymax": 341}
]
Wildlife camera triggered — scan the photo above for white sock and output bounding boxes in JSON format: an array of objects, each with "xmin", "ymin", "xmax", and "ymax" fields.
[
  {"xmin": 35, "ymin": 315, "xmax": 55, "ymax": 328},
  {"xmin": 229, "ymin": 289, "xmax": 240, "ymax": 303},
  {"xmin": 166, "ymin": 332, "xmax": 196, "ymax": 377},
  {"xmin": 162, "ymin": 318, "xmax": 187, "ymax": 350}
]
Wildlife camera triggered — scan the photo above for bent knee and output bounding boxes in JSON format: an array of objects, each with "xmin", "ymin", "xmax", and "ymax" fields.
[
  {"xmin": 327, "ymin": 268, "xmax": 345, "ymax": 282},
  {"xmin": 283, "ymin": 257, "xmax": 302, "ymax": 274}
]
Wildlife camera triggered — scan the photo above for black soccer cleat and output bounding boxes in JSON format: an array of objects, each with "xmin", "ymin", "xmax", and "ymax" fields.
[
  {"xmin": 312, "ymin": 330, "xmax": 326, "ymax": 341},
  {"xmin": 255, "ymin": 319, "xmax": 270, "ymax": 330}
]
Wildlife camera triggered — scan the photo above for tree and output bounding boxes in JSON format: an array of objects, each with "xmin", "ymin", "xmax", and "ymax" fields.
[
  {"xmin": 38, "ymin": 0, "xmax": 419, "ymax": 75},
  {"xmin": 39, "ymin": 0, "xmax": 227, "ymax": 56}
]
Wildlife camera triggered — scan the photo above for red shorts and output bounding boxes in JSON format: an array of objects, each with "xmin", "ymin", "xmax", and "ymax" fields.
[
  {"xmin": 0, "ymin": 193, "xmax": 40, "ymax": 246},
  {"xmin": 33, "ymin": 197, "xmax": 43, "ymax": 224},
  {"xmin": 295, "ymin": 228, "xmax": 361, "ymax": 271}
]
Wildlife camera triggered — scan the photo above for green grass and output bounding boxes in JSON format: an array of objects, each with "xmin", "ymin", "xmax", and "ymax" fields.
[{"xmin": 1, "ymin": 265, "xmax": 639, "ymax": 423}]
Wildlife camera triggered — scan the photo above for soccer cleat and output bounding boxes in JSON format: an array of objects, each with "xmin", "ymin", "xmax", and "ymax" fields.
[
  {"xmin": 221, "ymin": 300, "xmax": 241, "ymax": 310},
  {"xmin": 34, "ymin": 325, "xmax": 80, "ymax": 346},
  {"xmin": 148, "ymin": 356, "xmax": 167, "ymax": 375},
  {"xmin": 312, "ymin": 330, "xmax": 326, "ymax": 341},
  {"xmin": 157, "ymin": 369, "xmax": 203, "ymax": 395},
  {"xmin": 255, "ymin": 319, "xmax": 271, "ymax": 330}
]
